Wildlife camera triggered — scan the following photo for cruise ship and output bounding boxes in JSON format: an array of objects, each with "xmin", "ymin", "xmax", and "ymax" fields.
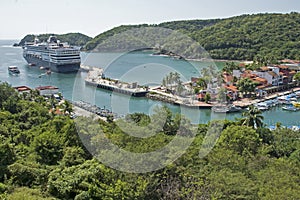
[{"xmin": 22, "ymin": 36, "xmax": 81, "ymax": 73}]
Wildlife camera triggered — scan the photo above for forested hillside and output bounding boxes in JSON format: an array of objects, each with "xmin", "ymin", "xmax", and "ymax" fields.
[
  {"xmin": 0, "ymin": 82, "xmax": 299, "ymax": 199},
  {"xmin": 84, "ymin": 12, "xmax": 300, "ymax": 60},
  {"xmin": 18, "ymin": 33, "xmax": 92, "ymax": 47}
]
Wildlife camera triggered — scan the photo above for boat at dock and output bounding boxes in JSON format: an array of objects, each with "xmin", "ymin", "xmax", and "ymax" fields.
[
  {"xmin": 292, "ymin": 101, "xmax": 300, "ymax": 108},
  {"xmin": 8, "ymin": 66, "xmax": 20, "ymax": 75},
  {"xmin": 212, "ymin": 104, "xmax": 242, "ymax": 113},
  {"xmin": 72, "ymin": 100, "xmax": 118, "ymax": 118},
  {"xmin": 254, "ymin": 102, "xmax": 269, "ymax": 111},
  {"xmin": 282, "ymin": 105, "xmax": 299, "ymax": 112}
]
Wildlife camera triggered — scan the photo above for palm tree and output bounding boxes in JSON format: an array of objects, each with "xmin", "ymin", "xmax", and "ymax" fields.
[
  {"xmin": 293, "ymin": 72, "xmax": 300, "ymax": 86},
  {"xmin": 197, "ymin": 78, "xmax": 207, "ymax": 89},
  {"xmin": 242, "ymin": 105, "xmax": 264, "ymax": 129},
  {"xmin": 237, "ymin": 78, "xmax": 257, "ymax": 98},
  {"xmin": 173, "ymin": 72, "xmax": 181, "ymax": 84},
  {"xmin": 217, "ymin": 88, "xmax": 227, "ymax": 103},
  {"xmin": 162, "ymin": 77, "xmax": 167, "ymax": 88},
  {"xmin": 62, "ymin": 100, "xmax": 73, "ymax": 115},
  {"xmin": 175, "ymin": 80, "xmax": 184, "ymax": 96}
]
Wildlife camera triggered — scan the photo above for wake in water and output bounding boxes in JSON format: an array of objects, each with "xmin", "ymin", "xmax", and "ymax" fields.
[
  {"xmin": 5, "ymin": 53, "xmax": 17, "ymax": 56},
  {"xmin": 1, "ymin": 45, "xmax": 15, "ymax": 48}
]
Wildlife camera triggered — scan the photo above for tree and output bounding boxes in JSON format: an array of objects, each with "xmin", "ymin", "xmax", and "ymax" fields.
[
  {"xmin": 255, "ymin": 159, "xmax": 300, "ymax": 199},
  {"xmin": 175, "ymin": 80, "xmax": 185, "ymax": 96},
  {"xmin": 217, "ymin": 125, "xmax": 261, "ymax": 155},
  {"xmin": 0, "ymin": 140, "xmax": 15, "ymax": 181},
  {"xmin": 242, "ymin": 105, "xmax": 264, "ymax": 129},
  {"xmin": 196, "ymin": 77, "xmax": 207, "ymax": 89},
  {"xmin": 33, "ymin": 131, "xmax": 64, "ymax": 165},
  {"xmin": 61, "ymin": 100, "xmax": 73, "ymax": 115},
  {"xmin": 0, "ymin": 82, "xmax": 19, "ymax": 111},
  {"xmin": 162, "ymin": 72, "xmax": 182, "ymax": 94},
  {"xmin": 293, "ymin": 72, "xmax": 300, "ymax": 86},
  {"xmin": 125, "ymin": 113, "xmax": 150, "ymax": 126},
  {"xmin": 216, "ymin": 88, "xmax": 228, "ymax": 103},
  {"xmin": 237, "ymin": 78, "xmax": 257, "ymax": 98},
  {"xmin": 222, "ymin": 62, "xmax": 239, "ymax": 74},
  {"xmin": 204, "ymin": 93, "xmax": 211, "ymax": 103}
]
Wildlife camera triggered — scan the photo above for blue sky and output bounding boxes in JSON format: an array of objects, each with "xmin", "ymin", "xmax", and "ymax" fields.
[{"xmin": 1, "ymin": 0, "xmax": 300, "ymax": 39}]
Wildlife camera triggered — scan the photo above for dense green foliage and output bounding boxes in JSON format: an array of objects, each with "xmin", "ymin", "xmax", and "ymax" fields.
[
  {"xmin": 84, "ymin": 12, "xmax": 300, "ymax": 60},
  {"xmin": 84, "ymin": 24, "xmax": 149, "ymax": 51},
  {"xmin": 18, "ymin": 33, "xmax": 92, "ymax": 47},
  {"xmin": 237, "ymin": 78, "xmax": 258, "ymax": 97},
  {"xmin": 18, "ymin": 13, "xmax": 300, "ymax": 60},
  {"xmin": 0, "ymin": 82, "xmax": 299, "ymax": 199}
]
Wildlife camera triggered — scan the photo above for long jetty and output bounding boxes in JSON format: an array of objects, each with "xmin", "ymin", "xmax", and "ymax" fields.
[{"xmin": 84, "ymin": 67, "xmax": 149, "ymax": 97}]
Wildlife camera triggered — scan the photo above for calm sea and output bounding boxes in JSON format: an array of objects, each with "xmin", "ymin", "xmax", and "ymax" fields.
[{"xmin": 0, "ymin": 40, "xmax": 299, "ymax": 126}]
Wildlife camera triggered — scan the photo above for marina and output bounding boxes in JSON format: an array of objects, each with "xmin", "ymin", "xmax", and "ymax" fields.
[
  {"xmin": 1, "ymin": 40, "xmax": 299, "ymax": 126},
  {"xmin": 84, "ymin": 66, "xmax": 300, "ymax": 113}
]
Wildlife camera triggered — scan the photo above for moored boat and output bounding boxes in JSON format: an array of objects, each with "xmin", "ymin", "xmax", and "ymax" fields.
[
  {"xmin": 212, "ymin": 104, "xmax": 242, "ymax": 113},
  {"xmin": 255, "ymin": 102, "xmax": 269, "ymax": 111},
  {"xmin": 8, "ymin": 66, "xmax": 20, "ymax": 75},
  {"xmin": 282, "ymin": 105, "xmax": 299, "ymax": 112},
  {"xmin": 292, "ymin": 101, "xmax": 300, "ymax": 108},
  {"xmin": 23, "ymin": 36, "xmax": 81, "ymax": 73}
]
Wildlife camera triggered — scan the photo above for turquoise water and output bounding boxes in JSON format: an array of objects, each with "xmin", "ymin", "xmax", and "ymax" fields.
[{"xmin": 0, "ymin": 40, "xmax": 299, "ymax": 126}]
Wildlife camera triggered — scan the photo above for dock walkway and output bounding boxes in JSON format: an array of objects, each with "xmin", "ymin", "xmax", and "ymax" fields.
[{"xmin": 85, "ymin": 67, "xmax": 149, "ymax": 97}]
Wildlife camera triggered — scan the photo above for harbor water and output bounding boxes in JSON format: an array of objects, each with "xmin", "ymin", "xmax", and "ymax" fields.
[{"xmin": 0, "ymin": 40, "xmax": 299, "ymax": 126}]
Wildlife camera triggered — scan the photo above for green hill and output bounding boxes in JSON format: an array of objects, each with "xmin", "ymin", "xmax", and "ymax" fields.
[
  {"xmin": 18, "ymin": 32, "xmax": 92, "ymax": 47},
  {"xmin": 84, "ymin": 12, "xmax": 300, "ymax": 60}
]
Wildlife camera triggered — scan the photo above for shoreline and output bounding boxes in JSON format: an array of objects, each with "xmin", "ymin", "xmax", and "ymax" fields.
[
  {"xmin": 233, "ymin": 87, "xmax": 300, "ymax": 108},
  {"xmin": 82, "ymin": 65, "xmax": 300, "ymax": 110},
  {"xmin": 150, "ymin": 51, "xmax": 246, "ymax": 63}
]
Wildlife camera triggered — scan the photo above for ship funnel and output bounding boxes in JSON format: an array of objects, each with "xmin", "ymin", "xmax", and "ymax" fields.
[
  {"xmin": 47, "ymin": 36, "xmax": 58, "ymax": 43},
  {"xmin": 34, "ymin": 36, "xmax": 39, "ymax": 44}
]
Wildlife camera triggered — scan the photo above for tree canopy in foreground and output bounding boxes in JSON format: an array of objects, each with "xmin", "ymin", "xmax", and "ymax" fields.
[{"xmin": 0, "ymin": 82, "xmax": 299, "ymax": 199}]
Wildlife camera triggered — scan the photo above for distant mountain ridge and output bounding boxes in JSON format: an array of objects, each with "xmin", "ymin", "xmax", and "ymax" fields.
[
  {"xmin": 19, "ymin": 12, "xmax": 300, "ymax": 60},
  {"xmin": 84, "ymin": 12, "xmax": 300, "ymax": 60},
  {"xmin": 18, "ymin": 33, "xmax": 92, "ymax": 47}
]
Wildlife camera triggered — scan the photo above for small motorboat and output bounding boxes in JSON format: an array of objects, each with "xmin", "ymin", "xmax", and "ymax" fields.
[
  {"xmin": 212, "ymin": 104, "xmax": 242, "ymax": 113},
  {"xmin": 255, "ymin": 102, "xmax": 269, "ymax": 111},
  {"xmin": 292, "ymin": 101, "xmax": 300, "ymax": 108},
  {"xmin": 8, "ymin": 66, "xmax": 20, "ymax": 75},
  {"xmin": 282, "ymin": 105, "xmax": 299, "ymax": 112},
  {"xmin": 290, "ymin": 97, "xmax": 298, "ymax": 101},
  {"xmin": 46, "ymin": 70, "xmax": 51, "ymax": 75}
]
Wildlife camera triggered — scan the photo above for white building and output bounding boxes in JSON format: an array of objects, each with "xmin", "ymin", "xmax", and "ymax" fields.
[
  {"xmin": 233, "ymin": 69, "xmax": 242, "ymax": 78},
  {"xmin": 253, "ymin": 66, "xmax": 283, "ymax": 86}
]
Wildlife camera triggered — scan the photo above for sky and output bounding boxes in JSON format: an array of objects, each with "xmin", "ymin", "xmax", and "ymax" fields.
[{"xmin": 1, "ymin": 0, "xmax": 300, "ymax": 40}]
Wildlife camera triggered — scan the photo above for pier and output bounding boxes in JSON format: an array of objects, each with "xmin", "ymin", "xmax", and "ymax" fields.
[
  {"xmin": 147, "ymin": 88, "xmax": 213, "ymax": 109},
  {"xmin": 233, "ymin": 87, "xmax": 300, "ymax": 108},
  {"xmin": 83, "ymin": 66, "xmax": 300, "ymax": 111},
  {"xmin": 85, "ymin": 67, "xmax": 149, "ymax": 97}
]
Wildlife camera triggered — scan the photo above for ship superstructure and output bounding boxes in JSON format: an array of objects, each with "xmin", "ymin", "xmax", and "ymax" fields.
[{"xmin": 23, "ymin": 36, "xmax": 81, "ymax": 73}]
